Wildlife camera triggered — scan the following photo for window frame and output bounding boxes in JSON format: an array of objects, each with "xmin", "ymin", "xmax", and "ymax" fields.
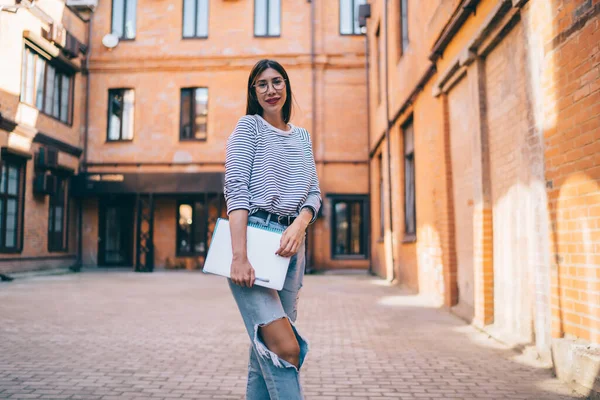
[
  {"xmin": 329, "ymin": 194, "xmax": 369, "ymax": 260},
  {"xmin": 398, "ymin": 0, "xmax": 409, "ymax": 59},
  {"xmin": 0, "ymin": 155, "xmax": 27, "ymax": 254},
  {"xmin": 254, "ymin": 0, "xmax": 281, "ymax": 38},
  {"xmin": 403, "ymin": 119, "xmax": 416, "ymax": 242},
  {"xmin": 111, "ymin": 0, "xmax": 137, "ymax": 40},
  {"xmin": 179, "ymin": 87, "xmax": 208, "ymax": 142},
  {"xmin": 20, "ymin": 46, "xmax": 74, "ymax": 126},
  {"xmin": 48, "ymin": 175, "xmax": 70, "ymax": 252},
  {"xmin": 106, "ymin": 88, "xmax": 135, "ymax": 142},
  {"xmin": 182, "ymin": 0, "xmax": 209, "ymax": 39},
  {"xmin": 339, "ymin": 0, "xmax": 366, "ymax": 36}
]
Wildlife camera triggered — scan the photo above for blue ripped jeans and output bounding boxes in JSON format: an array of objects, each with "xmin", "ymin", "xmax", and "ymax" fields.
[{"xmin": 228, "ymin": 214, "xmax": 308, "ymax": 400}]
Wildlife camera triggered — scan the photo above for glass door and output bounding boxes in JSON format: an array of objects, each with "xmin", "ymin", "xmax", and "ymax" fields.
[{"xmin": 98, "ymin": 197, "xmax": 133, "ymax": 266}]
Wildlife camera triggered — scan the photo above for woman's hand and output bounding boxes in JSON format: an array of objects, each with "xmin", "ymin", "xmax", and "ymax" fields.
[
  {"xmin": 230, "ymin": 255, "xmax": 256, "ymax": 287},
  {"xmin": 276, "ymin": 209, "xmax": 312, "ymax": 257}
]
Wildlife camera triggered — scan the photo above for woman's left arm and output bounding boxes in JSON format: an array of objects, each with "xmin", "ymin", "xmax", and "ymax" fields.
[
  {"xmin": 300, "ymin": 130, "xmax": 322, "ymax": 223},
  {"xmin": 276, "ymin": 132, "xmax": 322, "ymax": 258}
]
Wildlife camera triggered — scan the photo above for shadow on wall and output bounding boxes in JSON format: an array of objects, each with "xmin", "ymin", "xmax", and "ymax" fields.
[{"xmin": 546, "ymin": 0, "xmax": 600, "ymax": 396}]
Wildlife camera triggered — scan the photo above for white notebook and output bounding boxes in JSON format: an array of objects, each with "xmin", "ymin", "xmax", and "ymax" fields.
[{"xmin": 203, "ymin": 218, "xmax": 291, "ymax": 291}]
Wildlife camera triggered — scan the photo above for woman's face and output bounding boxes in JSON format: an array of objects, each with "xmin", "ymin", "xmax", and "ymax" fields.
[{"xmin": 254, "ymin": 68, "xmax": 287, "ymax": 116}]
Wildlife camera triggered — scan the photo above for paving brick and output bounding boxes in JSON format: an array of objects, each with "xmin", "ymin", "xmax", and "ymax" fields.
[{"xmin": 0, "ymin": 270, "xmax": 588, "ymax": 400}]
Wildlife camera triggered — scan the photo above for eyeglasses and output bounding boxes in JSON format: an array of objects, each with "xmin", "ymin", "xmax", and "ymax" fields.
[{"xmin": 253, "ymin": 78, "xmax": 286, "ymax": 94}]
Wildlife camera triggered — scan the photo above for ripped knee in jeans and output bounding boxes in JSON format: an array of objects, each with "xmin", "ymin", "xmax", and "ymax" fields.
[{"xmin": 253, "ymin": 316, "xmax": 309, "ymax": 370}]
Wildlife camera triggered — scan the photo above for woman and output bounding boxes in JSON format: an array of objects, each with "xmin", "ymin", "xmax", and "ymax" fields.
[{"xmin": 224, "ymin": 59, "xmax": 321, "ymax": 399}]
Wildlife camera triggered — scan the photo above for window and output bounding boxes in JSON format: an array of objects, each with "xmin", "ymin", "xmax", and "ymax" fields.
[
  {"xmin": 0, "ymin": 157, "xmax": 26, "ymax": 253},
  {"xmin": 255, "ymin": 0, "xmax": 280, "ymax": 37},
  {"xmin": 398, "ymin": 0, "xmax": 409, "ymax": 56},
  {"xmin": 331, "ymin": 196, "xmax": 368, "ymax": 258},
  {"xmin": 180, "ymin": 88, "xmax": 208, "ymax": 141},
  {"xmin": 48, "ymin": 176, "xmax": 69, "ymax": 252},
  {"xmin": 378, "ymin": 153, "xmax": 384, "ymax": 239},
  {"xmin": 20, "ymin": 47, "xmax": 73, "ymax": 125},
  {"xmin": 111, "ymin": 0, "xmax": 137, "ymax": 39},
  {"xmin": 177, "ymin": 199, "xmax": 207, "ymax": 256},
  {"xmin": 183, "ymin": 0, "xmax": 209, "ymax": 38},
  {"xmin": 107, "ymin": 89, "xmax": 135, "ymax": 141},
  {"xmin": 177, "ymin": 194, "xmax": 226, "ymax": 258},
  {"xmin": 340, "ymin": 0, "xmax": 366, "ymax": 35},
  {"xmin": 403, "ymin": 120, "xmax": 416, "ymax": 238},
  {"xmin": 375, "ymin": 23, "xmax": 382, "ymax": 104}
]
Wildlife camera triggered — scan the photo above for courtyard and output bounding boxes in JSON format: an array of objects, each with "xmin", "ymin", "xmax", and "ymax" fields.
[{"xmin": 0, "ymin": 269, "xmax": 588, "ymax": 400}]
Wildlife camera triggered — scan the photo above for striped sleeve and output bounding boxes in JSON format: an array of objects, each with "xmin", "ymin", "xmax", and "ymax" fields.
[
  {"xmin": 224, "ymin": 116, "xmax": 257, "ymax": 215},
  {"xmin": 299, "ymin": 130, "xmax": 322, "ymax": 224}
]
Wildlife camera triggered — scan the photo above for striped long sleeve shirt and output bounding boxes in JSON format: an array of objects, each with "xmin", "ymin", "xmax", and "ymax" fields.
[{"xmin": 224, "ymin": 114, "xmax": 322, "ymax": 223}]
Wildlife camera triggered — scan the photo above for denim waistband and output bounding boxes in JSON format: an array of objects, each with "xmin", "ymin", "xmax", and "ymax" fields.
[{"xmin": 251, "ymin": 210, "xmax": 296, "ymax": 227}]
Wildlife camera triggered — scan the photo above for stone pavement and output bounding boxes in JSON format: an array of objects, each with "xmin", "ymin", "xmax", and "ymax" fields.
[{"xmin": 0, "ymin": 269, "xmax": 589, "ymax": 400}]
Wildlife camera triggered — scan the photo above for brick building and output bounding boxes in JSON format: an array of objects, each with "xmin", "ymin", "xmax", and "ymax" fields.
[
  {"xmin": 363, "ymin": 0, "xmax": 599, "ymax": 393},
  {"xmin": 75, "ymin": 0, "xmax": 370, "ymax": 272},
  {"xmin": 0, "ymin": 0, "xmax": 88, "ymax": 273},
  {"xmin": 1, "ymin": 0, "xmax": 598, "ymax": 394},
  {"xmin": 1, "ymin": 0, "xmax": 373, "ymax": 273}
]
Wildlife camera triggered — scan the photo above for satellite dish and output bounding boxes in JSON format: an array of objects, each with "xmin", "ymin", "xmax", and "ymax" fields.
[{"xmin": 102, "ymin": 33, "xmax": 119, "ymax": 49}]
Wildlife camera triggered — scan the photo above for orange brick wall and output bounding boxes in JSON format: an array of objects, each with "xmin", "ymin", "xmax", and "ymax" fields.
[
  {"xmin": 485, "ymin": 20, "xmax": 539, "ymax": 342},
  {"xmin": 545, "ymin": 0, "xmax": 600, "ymax": 343},
  {"xmin": 366, "ymin": 0, "xmax": 599, "ymax": 348}
]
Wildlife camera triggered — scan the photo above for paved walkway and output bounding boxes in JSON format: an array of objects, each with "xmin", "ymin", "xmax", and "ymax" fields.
[{"xmin": 0, "ymin": 269, "xmax": 588, "ymax": 400}]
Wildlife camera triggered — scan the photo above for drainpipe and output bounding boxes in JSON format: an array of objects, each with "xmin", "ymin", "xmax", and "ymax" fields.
[
  {"xmin": 76, "ymin": 12, "xmax": 92, "ymax": 269},
  {"xmin": 358, "ymin": 3, "xmax": 375, "ymax": 275},
  {"xmin": 364, "ymin": 20, "xmax": 372, "ymax": 275},
  {"xmin": 384, "ymin": 0, "xmax": 396, "ymax": 282},
  {"xmin": 306, "ymin": 0, "xmax": 316, "ymax": 273},
  {"xmin": 82, "ymin": 14, "xmax": 92, "ymax": 173}
]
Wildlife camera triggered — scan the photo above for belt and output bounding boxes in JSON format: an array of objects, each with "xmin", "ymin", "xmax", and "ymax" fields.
[{"xmin": 252, "ymin": 210, "xmax": 296, "ymax": 227}]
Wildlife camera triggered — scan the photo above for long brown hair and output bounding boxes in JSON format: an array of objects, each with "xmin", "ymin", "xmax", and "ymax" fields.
[{"xmin": 246, "ymin": 59, "xmax": 293, "ymax": 124}]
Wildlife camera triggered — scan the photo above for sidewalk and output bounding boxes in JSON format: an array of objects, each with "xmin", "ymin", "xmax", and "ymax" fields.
[{"xmin": 0, "ymin": 268, "xmax": 589, "ymax": 399}]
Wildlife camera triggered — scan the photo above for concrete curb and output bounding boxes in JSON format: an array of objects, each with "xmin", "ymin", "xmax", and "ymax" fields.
[
  {"xmin": 552, "ymin": 338, "xmax": 600, "ymax": 399},
  {"xmin": 0, "ymin": 266, "xmax": 78, "ymax": 282}
]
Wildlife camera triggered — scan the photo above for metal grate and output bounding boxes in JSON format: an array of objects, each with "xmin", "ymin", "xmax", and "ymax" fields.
[{"xmin": 135, "ymin": 194, "xmax": 154, "ymax": 272}]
